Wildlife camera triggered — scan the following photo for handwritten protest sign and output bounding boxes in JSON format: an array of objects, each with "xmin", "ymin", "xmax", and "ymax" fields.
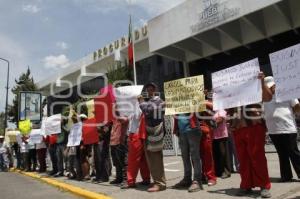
[
  {"xmin": 29, "ymin": 129, "xmax": 43, "ymax": 144},
  {"xmin": 115, "ymin": 85, "xmax": 144, "ymax": 117},
  {"xmin": 212, "ymin": 58, "xmax": 261, "ymax": 110},
  {"xmin": 67, "ymin": 122, "xmax": 82, "ymax": 147},
  {"xmin": 269, "ymin": 43, "xmax": 300, "ymax": 102},
  {"xmin": 45, "ymin": 114, "xmax": 61, "ymax": 135},
  {"xmin": 164, "ymin": 76, "xmax": 205, "ymax": 115}
]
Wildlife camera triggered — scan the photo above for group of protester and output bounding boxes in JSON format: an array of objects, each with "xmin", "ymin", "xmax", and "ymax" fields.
[{"xmin": 1, "ymin": 72, "xmax": 300, "ymax": 198}]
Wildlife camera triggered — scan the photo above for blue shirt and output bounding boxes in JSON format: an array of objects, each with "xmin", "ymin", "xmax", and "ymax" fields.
[{"xmin": 177, "ymin": 114, "xmax": 192, "ymax": 133}]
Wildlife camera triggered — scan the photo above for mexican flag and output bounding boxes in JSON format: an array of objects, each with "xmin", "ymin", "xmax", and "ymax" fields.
[{"xmin": 128, "ymin": 15, "xmax": 134, "ymax": 68}]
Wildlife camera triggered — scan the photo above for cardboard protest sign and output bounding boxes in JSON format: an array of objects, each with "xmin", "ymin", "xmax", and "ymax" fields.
[
  {"xmin": 115, "ymin": 85, "xmax": 144, "ymax": 117},
  {"xmin": 212, "ymin": 58, "xmax": 261, "ymax": 110},
  {"xmin": 45, "ymin": 114, "xmax": 61, "ymax": 135},
  {"xmin": 164, "ymin": 76, "xmax": 205, "ymax": 115},
  {"xmin": 94, "ymin": 85, "xmax": 115, "ymax": 124},
  {"xmin": 269, "ymin": 43, "xmax": 300, "ymax": 102},
  {"xmin": 29, "ymin": 129, "xmax": 43, "ymax": 144},
  {"xmin": 67, "ymin": 122, "xmax": 82, "ymax": 147},
  {"xmin": 82, "ymin": 118, "xmax": 99, "ymax": 145}
]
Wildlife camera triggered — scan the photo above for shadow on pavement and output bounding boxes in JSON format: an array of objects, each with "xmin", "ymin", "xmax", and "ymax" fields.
[
  {"xmin": 207, "ymin": 188, "xmax": 260, "ymax": 198},
  {"xmin": 269, "ymin": 177, "xmax": 300, "ymax": 183}
]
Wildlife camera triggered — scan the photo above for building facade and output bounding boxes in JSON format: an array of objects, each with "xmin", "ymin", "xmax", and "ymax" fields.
[{"xmin": 38, "ymin": 0, "xmax": 300, "ymax": 155}]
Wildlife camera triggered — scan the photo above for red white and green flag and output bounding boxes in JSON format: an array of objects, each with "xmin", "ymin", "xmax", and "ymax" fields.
[{"xmin": 128, "ymin": 15, "xmax": 134, "ymax": 68}]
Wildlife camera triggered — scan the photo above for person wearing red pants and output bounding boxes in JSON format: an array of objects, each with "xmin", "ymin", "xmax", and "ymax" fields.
[
  {"xmin": 229, "ymin": 104, "xmax": 271, "ymax": 198},
  {"xmin": 121, "ymin": 113, "xmax": 150, "ymax": 189},
  {"xmin": 200, "ymin": 120, "xmax": 217, "ymax": 186}
]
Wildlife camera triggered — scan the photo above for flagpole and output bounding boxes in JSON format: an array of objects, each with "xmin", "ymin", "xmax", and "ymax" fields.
[
  {"xmin": 128, "ymin": 0, "xmax": 137, "ymax": 85},
  {"xmin": 132, "ymin": 21, "xmax": 137, "ymax": 86}
]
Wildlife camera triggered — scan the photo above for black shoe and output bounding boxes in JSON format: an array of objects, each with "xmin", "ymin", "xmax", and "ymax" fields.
[
  {"xmin": 110, "ymin": 179, "xmax": 123, "ymax": 184},
  {"xmin": 279, "ymin": 178, "xmax": 293, "ymax": 182},
  {"xmin": 188, "ymin": 181, "xmax": 204, "ymax": 193},
  {"xmin": 173, "ymin": 179, "xmax": 192, "ymax": 189},
  {"xmin": 137, "ymin": 181, "xmax": 151, "ymax": 186}
]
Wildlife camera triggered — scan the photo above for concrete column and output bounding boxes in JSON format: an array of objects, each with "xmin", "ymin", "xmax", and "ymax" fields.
[{"xmin": 183, "ymin": 61, "xmax": 190, "ymax": 77}]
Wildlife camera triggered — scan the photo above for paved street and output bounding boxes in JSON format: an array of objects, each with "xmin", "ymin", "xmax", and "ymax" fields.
[
  {"xmin": 2, "ymin": 152, "xmax": 300, "ymax": 199},
  {"xmin": 0, "ymin": 172, "xmax": 80, "ymax": 199}
]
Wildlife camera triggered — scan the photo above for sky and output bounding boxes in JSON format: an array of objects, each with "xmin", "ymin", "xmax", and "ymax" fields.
[{"xmin": 0, "ymin": 0, "xmax": 185, "ymax": 112}]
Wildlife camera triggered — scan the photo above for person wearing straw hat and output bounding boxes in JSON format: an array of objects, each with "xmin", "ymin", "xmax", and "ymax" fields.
[{"xmin": 263, "ymin": 75, "xmax": 300, "ymax": 182}]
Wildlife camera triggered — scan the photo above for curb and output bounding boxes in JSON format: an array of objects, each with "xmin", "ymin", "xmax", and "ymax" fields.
[{"xmin": 10, "ymin": 168, "xmax": 113, "ymax": 199}]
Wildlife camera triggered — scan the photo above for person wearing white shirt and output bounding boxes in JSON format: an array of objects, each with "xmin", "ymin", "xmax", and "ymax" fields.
[
  {"xmin": 263, "ymin": 76, "xmax": 300, "ymax": 182},
  {"xmin": 0, "ymin": 135, "xmax": 9, "ymax": 171}
]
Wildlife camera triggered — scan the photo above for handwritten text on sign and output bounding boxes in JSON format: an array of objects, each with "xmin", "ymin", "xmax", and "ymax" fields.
[
  {"xmin": 269, "ymin": 43, "xmax": 300, "ymax": 102},
  {"xmin": 67, "ymin": 122, "xmax": 83, "ymax": 147},
  {"xmin": 212, "ymin": 58, "xmax": 262, "ymax": 110},
  {"xmin": 29, "ymin": 129, "xmax": 43, "ymax": 144},
  {"xmin": 164, "ymin": 76, "xmax": 205, "ymax": 115}
]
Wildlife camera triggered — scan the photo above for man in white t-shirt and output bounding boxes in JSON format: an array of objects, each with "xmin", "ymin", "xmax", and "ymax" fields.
[{"xmin": 263, "ymin": 76, "xmax": 300, "ymax": 182}]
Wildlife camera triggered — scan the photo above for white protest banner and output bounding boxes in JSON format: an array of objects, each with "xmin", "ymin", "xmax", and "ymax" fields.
[
  {"xmin": 164, "ymin": 75, "xmax": 206, "ymax": 115},
  {"xmin": 29, "ymin": 129, "xmax": 43, "ymax": 144},
  {"xmin": 45, "ymin": 114, "xmax": 61, "ymax": 135},
  {"xmin": 212, "ymin": 58, "xmax": 261, "ymax": 110},
  {"xmin": 269, "ymin": 43, "xmax": 300, "ymax": 102},
  {"xmin": 67, "ymin": 122, "xmax": 82, "ymax": 147},
  {"xmin": 115, "ymin": 85, "xmax": 144, "ymax": 117}
]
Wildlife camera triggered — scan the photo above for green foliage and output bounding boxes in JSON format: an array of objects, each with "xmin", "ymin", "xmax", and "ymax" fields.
[
  {"xmin": 8, "ymin": 67, "xmax": 37, "ymax": 124},
  {"xmin": 0, "ymin": 112, "xmax": 4, "ymax": 135},
  {"xmin": 106, "ymin": 62, "xmax": 133, "ymax": 85}
]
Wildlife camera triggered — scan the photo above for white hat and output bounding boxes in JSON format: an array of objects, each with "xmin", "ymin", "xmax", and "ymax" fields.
[
  {"xmin": 264, "ymin": 76, "xmax": 275, "ymax": 88},
  {"xmin": 79, "ymin": 114, "xmax": 88, "ymax": 119}
]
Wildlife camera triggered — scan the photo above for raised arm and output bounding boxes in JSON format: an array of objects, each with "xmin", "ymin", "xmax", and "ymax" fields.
[{"xmin": 258, "ymin": 72, "xmax": 273, "ymax": 102}]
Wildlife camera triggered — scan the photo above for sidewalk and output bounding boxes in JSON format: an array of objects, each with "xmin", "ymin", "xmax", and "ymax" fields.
[{"xmin": 13, "ymin": 152, "xmax": 300, "ymax": 199}]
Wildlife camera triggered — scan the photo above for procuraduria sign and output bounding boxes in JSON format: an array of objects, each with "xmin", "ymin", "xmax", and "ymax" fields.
[{"xmin": 93, "ymin": 25, "xmax": 148, "ymax": 62}]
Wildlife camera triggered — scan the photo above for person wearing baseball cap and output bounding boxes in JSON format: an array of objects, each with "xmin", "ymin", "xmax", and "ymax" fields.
[{"xmin": 263, "ymin": 74, "xmax": 300, "ymax": 183}]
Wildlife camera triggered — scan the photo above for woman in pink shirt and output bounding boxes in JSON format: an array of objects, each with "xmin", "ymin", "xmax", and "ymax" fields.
[{"xmin": 212, "ymin": 109, "xmax": 231, "ymax": 179}]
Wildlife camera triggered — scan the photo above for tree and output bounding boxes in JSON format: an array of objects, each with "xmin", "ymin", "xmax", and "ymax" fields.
[
  {"xmin": 0, "ymin": 112, "xmax": 4, "ymax": 135},
  {"xmin": 106, "ymin": 62, "xmax": 133, "ymax": 85},
  {"xmin": 8, "ymin": 67, "xmax": 37, "ymax": 124}
]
